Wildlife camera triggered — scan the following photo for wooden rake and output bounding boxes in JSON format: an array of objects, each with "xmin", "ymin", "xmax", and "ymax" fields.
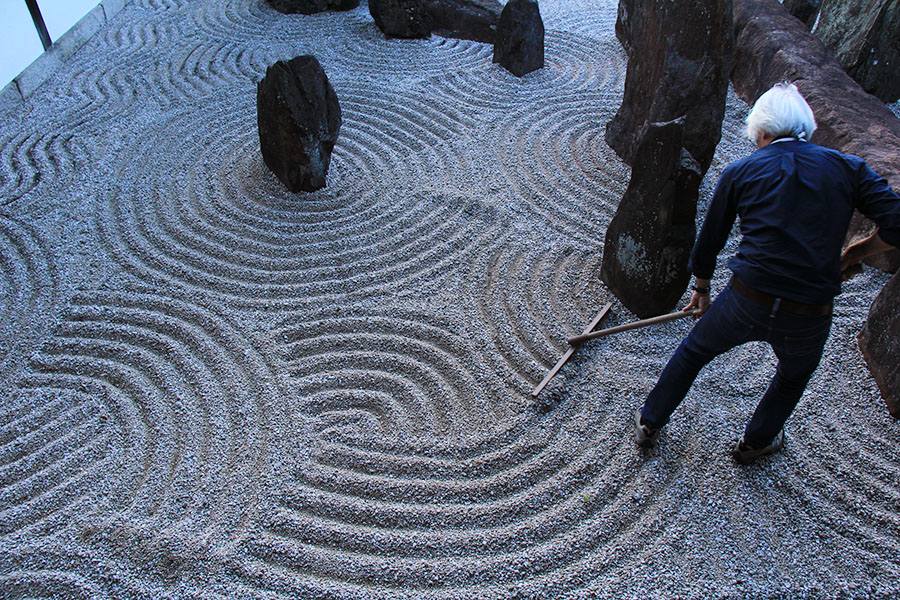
[{"xmin": 531, "ymin": 305, "xmax": 698, "ymax": 398}]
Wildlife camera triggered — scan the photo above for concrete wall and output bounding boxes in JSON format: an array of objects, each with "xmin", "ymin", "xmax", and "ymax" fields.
[{"xmin": 0, "ymin": 0, "xmax": 134, "ymax": 113}]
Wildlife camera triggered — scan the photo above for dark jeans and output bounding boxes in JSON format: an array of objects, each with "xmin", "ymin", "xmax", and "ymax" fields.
[{"xmin": 641, "ymin": 284, "xmax": 832, "ymax": 446}]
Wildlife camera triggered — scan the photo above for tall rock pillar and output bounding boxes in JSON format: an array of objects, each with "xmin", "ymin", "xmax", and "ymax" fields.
[
  {"xmin": 605, "ymin": 0, "xmax": 733, "ymax": 175},
  {"xmin": 602, "ymin": 0, "xmax": 732, "ymax": 316},
  {"xmin": 601, "ymin": 118, "xmax": 701, "ymax": 319}
]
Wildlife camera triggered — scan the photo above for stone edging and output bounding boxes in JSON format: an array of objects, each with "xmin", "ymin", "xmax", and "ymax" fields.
[{"xmin": 0, "ymin": 0, "xmax": 135, "ymax": 115}]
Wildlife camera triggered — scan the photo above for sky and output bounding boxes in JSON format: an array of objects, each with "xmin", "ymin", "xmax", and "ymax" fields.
[{"xmin": 1, "ymin": 0, "xmax": 100, "ymax": 88}]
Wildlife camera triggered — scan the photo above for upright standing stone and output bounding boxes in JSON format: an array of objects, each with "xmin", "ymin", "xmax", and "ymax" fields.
[
  {"xmin": 605, "ymin": 0, "xmax": 733, "ymax": 176},
  {"xmin": 257, "ymin": 56, "xmax": 341, "ymax": 193},
  {"xmin": 859, "ymin": 272, "xmax": 900, "ymax": 419},
  {"xmin": 812, "ymin": 0, "xmax": 900, "ymax": 102},
  {"xmin": 492, "ymin": 0, "xmax": 544, "ymax": 77},
  {"xmin": 265, "ymin": 0, "xmax": 359, "ymax": 14},
  {"xmin": 601, "ymin": 118, "xmax": 702, "ymax": 318},
  {"xmin": 369, "ymin": 0, "xmax": 433, "ymax": 38}
]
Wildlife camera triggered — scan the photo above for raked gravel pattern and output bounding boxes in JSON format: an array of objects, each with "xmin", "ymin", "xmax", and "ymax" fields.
[{"xmin": 1, "ymin": 0, "xmax": 899, "ymax": 598}]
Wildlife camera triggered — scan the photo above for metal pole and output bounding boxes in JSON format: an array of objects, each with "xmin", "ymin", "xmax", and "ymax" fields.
[{"xmin": 25, "ymin": 0, "xmax": 52, "ymax": 51}]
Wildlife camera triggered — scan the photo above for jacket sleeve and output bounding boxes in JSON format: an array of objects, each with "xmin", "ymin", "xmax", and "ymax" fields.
[
  {"xmin": 856, "ymin": 162, "xmax": 900, "ymax": 249},
  {"xmin": 689, "ymin": 167, "xmax": 739, "ymax": 279}
]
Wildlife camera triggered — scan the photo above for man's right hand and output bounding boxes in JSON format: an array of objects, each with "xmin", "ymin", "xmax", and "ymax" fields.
[
  {"xmin": 686, "ymin": 277, "xmax": 712, "ymax": 318},
  {"xmin": 686, "ymin": 291, "xmax": 711, "ymax": 318}
]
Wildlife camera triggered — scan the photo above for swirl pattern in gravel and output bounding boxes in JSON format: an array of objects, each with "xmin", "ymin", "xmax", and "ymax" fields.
[{"xmin": 1, "ymin": 0, "xmax": 899, "ymax": 599}]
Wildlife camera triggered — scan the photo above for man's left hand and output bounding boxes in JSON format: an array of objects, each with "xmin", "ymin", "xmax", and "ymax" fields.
[{"xmin": 841, "ymin": 230, "xmax": 893, "ymax": 280}]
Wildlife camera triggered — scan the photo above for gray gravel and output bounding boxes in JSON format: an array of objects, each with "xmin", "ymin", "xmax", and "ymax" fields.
[{"xmin": 0, "ymin": 0, "xmax": 899, "ymax": 598}]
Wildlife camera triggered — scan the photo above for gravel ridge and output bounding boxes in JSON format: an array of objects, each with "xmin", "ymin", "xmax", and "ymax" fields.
[{"xmin": 0, "ymin": 0, "xmax": 898, "ymax": 598}]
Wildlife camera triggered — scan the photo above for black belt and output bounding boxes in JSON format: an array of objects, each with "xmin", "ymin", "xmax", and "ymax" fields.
[{"xmin": 730, "ymin": 277, "xmax": 832, "ymax": 317}]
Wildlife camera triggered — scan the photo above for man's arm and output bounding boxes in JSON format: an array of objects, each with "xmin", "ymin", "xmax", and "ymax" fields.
[
  {"xmin": 686, "ymin": 169, "xmax": 738, "ymax": 317},
  {"xmin": 690, "ymin": 171, "xmax": 738, "ymax": 283},
  {"xmin": 840, "ymin": 230, "xmax": 895, "ymax": 280},
  {"xmin": 850, "ymin": 161, "xmax": 900, "ymax": 277}
]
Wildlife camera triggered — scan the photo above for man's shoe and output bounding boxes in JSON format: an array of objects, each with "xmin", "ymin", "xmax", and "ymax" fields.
[
  {"xmin": 634, "ymin": 407, "xmax": 661, "ymax": 448},
  {"xmin": 731, "ymin": 430, "xmax": 785, "ymax": 464}
]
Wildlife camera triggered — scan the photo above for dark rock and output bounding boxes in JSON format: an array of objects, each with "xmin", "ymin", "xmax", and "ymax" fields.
[
  {"xmin": 731, "ymin": 0, "xmax": 900, "ymax": 271},
  {"xmin": 333, "ymin": 0, "xmax": 362, "ymax": 10},
  {"xmin": 859, "ymin": 271, "xmax": 900, "ymax": 419},
  {"xmin": 492, "ymin": 0, "xmax": 544, "ymax": 77},
  {"xmin": 257, "ymin": 56, "xmax": 341, "ymax": 193},
  {"xmin": 781, "ymin": 0, "xmax": 820, "ymax": 27},
  {"xmin": 424, "ymin": 0, "xmax": 502, "ymax": 43},
  {"xmin": 732, "ymin": 0, "xmax": 900, "ymax": 416},
  {"xmin": 369, "ymin": 0, "xmax": 432, "ymax": 38},
  {"xmin": 845, "ymin": 213, "xmax": 900, "ymax": 273},
  {"xmin": 265, "ymin": 0, "xmax": 359, "ymax": 14},
  {"xmin": 601, "ymin": 118, "xmax": 701, "ymax": 318},
  {"xmin": 812, "ymin": 0, "xmax": 900, "ymax": 102},
  {"xmin": 605, "ymin": 0, "xmax": 733, "ymax": 175},
  {"xmin": 613, "ymin": 0, "xmax": 635, "ymax": 56}
]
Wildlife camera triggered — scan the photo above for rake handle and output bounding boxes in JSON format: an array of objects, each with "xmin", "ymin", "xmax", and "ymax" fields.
[{"xmin": 567, "ymin": 309, "xmax": 698, "ymax": 346}]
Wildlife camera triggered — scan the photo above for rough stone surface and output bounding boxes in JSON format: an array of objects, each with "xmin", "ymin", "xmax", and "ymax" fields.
[
  {"xmin": 605, "ymin": 0, "xmax": 733, "ymax": 175},
  {"xmin": 859, "ymin": 272, "xmax": 900, "ymax": 418},
  {"xmin": 813, "ymin": 0, "xmax": 900, "ymax": 102},
  {"xmin": 781, "ymin": 0, "xmax": 820, "ymax": 27},
  {"xmin": 732, "ymin": 0, "xmax": 900, "ymax": 271},
  {"xmin": 732, "ymin": 0, "xmax": 900, "ymax": 415},
  {"xmin": 265, "ymin": 0, "xmax": 360, "ymax": 13},
  {"xmin": 492, "ymin": 0, "xmax": 544, "ymax": 77},
  {"xmin": 845, "ymin": 213, "xmax": 900, "ymax": 273},
  {"xmin": 257, "ymin": 55, "xmax": 341, "ymax": 193},
  {"xmin": 424, "ymin": 0, "xmax": 501, "ymax": 43},
  {"xmin": 601, "ymin": 118, "xmax": 701, "ymax": 318},
  {"xmin": 369, "ymin": 0, "xmax": 433, "ymax": 38}
]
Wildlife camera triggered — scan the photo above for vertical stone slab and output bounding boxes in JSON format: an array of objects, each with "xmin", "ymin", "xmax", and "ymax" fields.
[
  {"xmin": 605, "ymin": 0, "xmax": 733, "ymax": 176},
  {"xmin": 257, "ymin": 56, "xmax": 342, "ymax": 193},
  {"xmin": 859, "ymin": 272, "xmax": 900, "ymax": 419},
  {"xmin": 601, "ymin": 118, "xmax": 701, "ymax": 318},
  {"xmin": 492, "ymin": 0, "xmax": 544, "ymax": 77}
]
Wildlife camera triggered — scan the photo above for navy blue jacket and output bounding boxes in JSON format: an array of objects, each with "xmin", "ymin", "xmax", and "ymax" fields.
[{"xmin": 690, "ymin": 139, "xmax": 900, "ymax": 304}]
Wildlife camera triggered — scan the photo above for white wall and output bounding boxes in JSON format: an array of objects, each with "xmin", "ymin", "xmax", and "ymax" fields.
[{"xmin": 1, "ymin": 0, "xmax": 101, "ymax": 86}]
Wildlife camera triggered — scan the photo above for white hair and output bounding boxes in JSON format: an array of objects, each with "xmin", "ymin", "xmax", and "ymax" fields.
[{"xmin": 745, "ymin": 82, "xmax": 817, "ymax": 143}]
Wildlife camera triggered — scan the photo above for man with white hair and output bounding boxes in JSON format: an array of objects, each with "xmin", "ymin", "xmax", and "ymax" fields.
[{"xmin": 633, "ymin": 82, "xmax": 900, "ymax": 464}]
